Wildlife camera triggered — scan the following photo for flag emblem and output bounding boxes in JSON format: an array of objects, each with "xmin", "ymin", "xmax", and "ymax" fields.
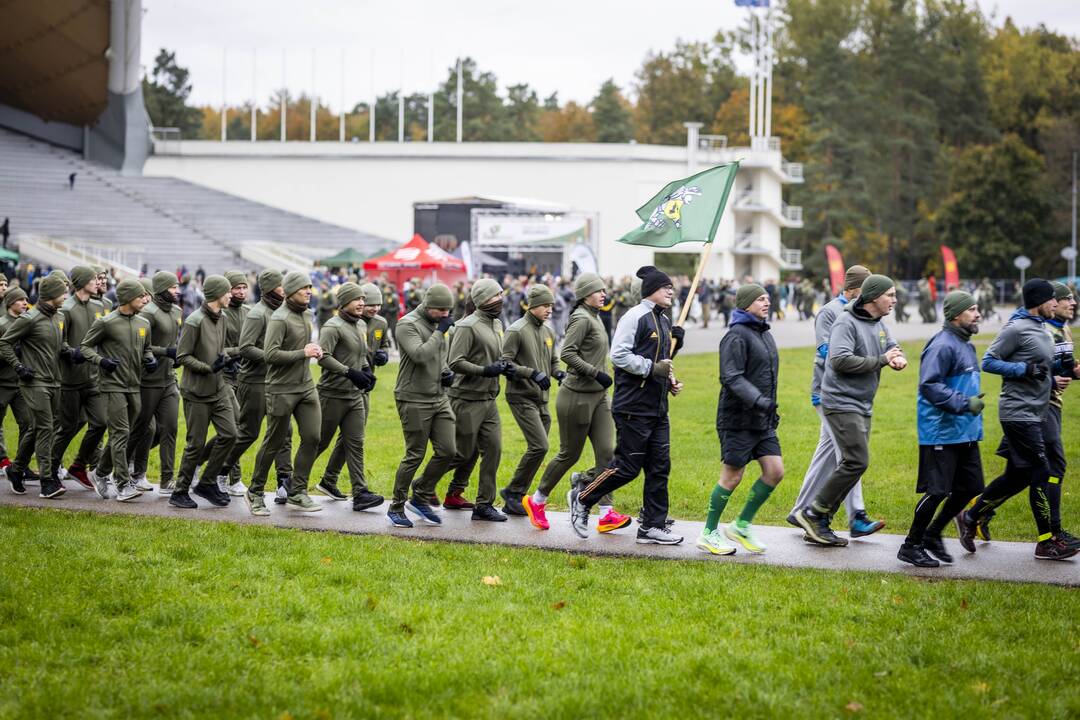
[{"xmin": 648, "ymin": 186, "xmax": 702, "ymax": 231}]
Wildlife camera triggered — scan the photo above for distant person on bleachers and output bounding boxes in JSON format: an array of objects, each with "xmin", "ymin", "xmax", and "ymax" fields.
[
  {"xmin": 179, "ymin": 275, "xmax": 203, "ymax": 319},
  {"xmin": 195, "ymin": 266, "xmax": 206, "ymax": 285},
  {"xmin": 1, "ymin": 217, "xmax": 8, "ymax": 249},
  {"xmin": 68, "ymin": 173, "xmax": 76, "ymax": 190}
]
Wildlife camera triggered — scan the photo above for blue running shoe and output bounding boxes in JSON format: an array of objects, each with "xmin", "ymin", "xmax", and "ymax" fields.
[
  {"xmin": 406, "ymin": 499, "xmax": 442, "ymax": 525},
  {"xmin": 849, "ymin": 511, "xmax": 885, "ymax": 538},
  {"xmin": 387, "ymin": 510, "xmax": 414, "ymax": 528}
]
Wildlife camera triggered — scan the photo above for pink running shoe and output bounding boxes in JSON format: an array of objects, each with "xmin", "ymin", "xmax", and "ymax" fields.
[
  {"xmin": 523, "ymin": 495, "xmax": 550, "ymax": 530},
  {"xmin": 597, "ymin": 509, "xmax": 632, "ymax": 533}
]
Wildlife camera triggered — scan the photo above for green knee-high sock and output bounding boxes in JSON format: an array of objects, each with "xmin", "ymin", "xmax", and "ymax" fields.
[
  {"xmin": 705, "ymin": 484, "xmax": 733, "ymax": 532},
  {"xmin": 736, "ymin": 479, "xmax": 776, "ymax": 528}
]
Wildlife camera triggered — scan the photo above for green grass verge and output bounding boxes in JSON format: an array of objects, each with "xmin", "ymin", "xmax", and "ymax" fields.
[
  {"xmin": 12, "ymin": 336, "xmax": 1078, "ymax": 542},
  {"xmin": 1, "ymin": 508, "xmax": 1077, "ymax": 719}
]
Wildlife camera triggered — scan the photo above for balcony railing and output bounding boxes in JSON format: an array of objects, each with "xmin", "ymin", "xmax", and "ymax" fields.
[
  {"xmin": 698, "ymin": 134, "xmax": 728, "ymax": 150},
  {"xmin": 781, "ymin": 202, "xmax": 803, "ymax": 224},
  {"xmin": 782, "ymin": 161, "xmax": 804, "ymax": 181},
  {"xmin": 781, "ymin": 246, "xmax": 803, "ymax": 269}
]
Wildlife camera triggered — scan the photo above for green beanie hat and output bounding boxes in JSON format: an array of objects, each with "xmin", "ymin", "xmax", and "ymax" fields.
[
  {"xmin": 283, "ymin": 271, "xmax": 311, "ymax": 297},
  {"xmin": 226, "ymin": 270, "xmax": 248, "ymax": 288},
  {"xmin": 48, "ymin": 269, "xmax": 70, "ymax": 288},
  {"xmin": 92, "ymin": 265, "xmax": 106, "ymax": 275},
  {"xmin": 139, "ymin": 278, "xmax": 154, "ymax": 294},
  {"xmin": 423, "ymin": 283, "xmax": 454, "ymax": 310},
  {"xmin": 4, "ymin": 287, "xmax": 27, "ymax": 309},
  {"xmin": 202, "ymin": 274, "xmax": 232, "ymax": 303},
  {"xmin": 574, "ymin": 272, "xmax": 606, "ymax": 301},
  {"xmin": 38, "ymin": 274, "xmax": 68, "ymax": 302},
  {"xmin": 1052, "ymin": 281, "xmax": 1074, "ymax": 301},
  {"xmin": 943, "ymin": 290, "xmax": 977, "ymax": 322},
  {"xmin": 471, "ymin": 278, "xmax": 503, "ymax": 306},
  {"xmin": 735, "ymin": 283, "xmax": 767, "ymax": 310},
  {"xmin": 258, "ymin": 269, "xmax": 284, "ymax": 295},
  {"xmin": 153, "ymin": 271, "xmax": 178, "ymax": 294},
  {"xmin": 70, "ymin": 266, "xmax": 96, "ymax": 291},
  {"xmin": 859, "ymin": 274, "xmax": 895, "ymax": 303},
  {"xmin": 116, "ymin": 279, "xmax": 146, "ymax": 305},
  {"xmin": 527, "ymin": 284, "xmax": 555, "ymax": 307},
  {"xmin": 844, "ymin": 265, "xmax": 872, "ymax": 292},
  {"xmin": 361, "ymin": 282, "xmax": 382, "ymax": 306},
  {"xmin": 336, "ymin": 282, "xmax": 364, "ymax": 308}
]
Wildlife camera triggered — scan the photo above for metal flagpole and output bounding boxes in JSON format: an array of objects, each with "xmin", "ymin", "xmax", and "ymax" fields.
[
  {"xmin": 221, "ymin": 48, "xmax": 227, "ymax": 142},
  {"xmin": 340, "ymin": 49, "xmax": 346, "ymax": 142},
  {"xmin": 428, "ymin": 51, "xmax": 434, "ymax": 143},
  {"xmin": 276, "ymin": 48, "xmax": 280, "ymax": 142},
  {"xmin": 251, "ymin": 49, "xmax": 256, "ymax": 142},
  {"xmin": 398, "ymin": 50, "xmax": 405, "ymax": 143},
  {"xmin": 456, "ymin": 56, "xmax": 463, "ymax": 143},
  {"xmin": 763, "ymin": 10, "xmax": 773, "ymax": 140},
  {"xmin": 369, "ymin": 49, "xmax": 376, "ymax": 143},
  {"xmin": 1072, "ymin": 150, "xmax": 1077, "ymax": 284},
  {"xmin": 310, "ymin": 49, "xmax": 316, "ymax": 142},
  {"xmin": 747, "ymin": 13, "xmax": 756, "ymax": 139}
]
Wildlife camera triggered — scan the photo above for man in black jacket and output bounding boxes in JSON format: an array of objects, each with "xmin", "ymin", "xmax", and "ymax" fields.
[
  {"xmin": 697, "ymin": 284, "xmax": 783, "ymax": 556},
  {"xmin": 568, "ymin": 266, "xmax": 685, "ymax": 544}
]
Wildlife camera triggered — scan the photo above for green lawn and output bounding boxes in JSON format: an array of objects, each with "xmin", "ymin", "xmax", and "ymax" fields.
[
  {"xmin": 3, "ymin": 337, "xmax": 1079, "ymax": 718},
  {"xmin": 1, "ymin": 508, "xmax": 1078, "ymax": 720}
]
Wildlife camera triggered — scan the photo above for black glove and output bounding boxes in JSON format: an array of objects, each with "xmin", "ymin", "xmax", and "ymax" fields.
[
  {"xmin": 651, "ymin": 359, "xmax": 672, "ymax": 379},
  {"xmin": 211, "ymin": 353, "xmax": 228, "ymax": 373},
  {"xmin": 71, "ymin": 347, "xmax": 87, "ymax": 364},
  {"xmin": 226, "ymin": 356, "xmax": 241, "ymax": 372},
  {"xmin": 440, "ymin": 368, "xmax": 455, "ymax": 387},
  {"xmin": 671, "ymin": 325, "xmax": 685, "ymax": 351},
  {"xmin": 967, "ymin": 393, "xmax": 986, "ymax": 415},
  {"xmin": 482, "ymin": 362, "xmax": 506, "ymax": 378},
  {"xmin": 143, "ymin": 356, "xmax": 158, "ymax": 373},
  {"xmin": 436, "ymin": 317, "xmax": 454, "ymax": 334},
  {"xmin": 165, "ymin": 347, "xmax": 177, "ymax": 360},
  {"xmin": 15, "ymin": 365, "xmax": 34, "ymax": 381},
  {"xmin": 531, "ymin": 370, "xmax": 551, "ymax": 390},
  {"xmin": 553, "ymin": 370, "xmax": 567, "ymax": 385},
  {"xmin": 595, "ymin": 371, "xmax": 613, "ymax": 389},
  {"xmin": 99, "ymin": 358, "xmax": 120, "ymax": 374},
  {"xmin": 1026, "ymin": 362, "xmax": 1048, "ymax": 380},
  {"xmin": 346, "ymin": 367, "xmax": 374, "ymax": 391},
  {"xmin": 754, "ymin": 396, "xmax": 778, "ymax": 414},
  {"xmin": 373, "ymin": 350, "xmax": 389, "ymax": 366},
  {"xmin": 362, "ymin": 368, "xmax": 377, "ymax": 391},
  {"xmin": 59, "ymin": 347, "xmax": 73, "ymax": 363}
]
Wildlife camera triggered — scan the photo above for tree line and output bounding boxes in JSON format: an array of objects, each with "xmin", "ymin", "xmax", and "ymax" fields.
[{"xmin": 143, "ymin": 0, "xmax": 1079, "ymax": 279}]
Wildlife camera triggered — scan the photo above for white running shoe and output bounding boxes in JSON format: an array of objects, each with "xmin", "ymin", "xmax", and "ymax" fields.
[
  {"xmin": 115, "ymin": 484, "xmax": 140, "ymax": 502},
  {"xmin": 89, "ymin": 469, "xmax": 110, "ymax": 500},
  {"xmin": 157, "ymin": 478, "xmax": 175, "ymax": 496},
  {"xmin": 227, "ymin": 480, "xmax": 247, "ymax": 497},
  {"xmin": 132, "ymin": 475, "xmax": 153, "ymax": 492},
  {"xmin": 215, "ymin": 475, "xmax": 229, "ymax": 495}
]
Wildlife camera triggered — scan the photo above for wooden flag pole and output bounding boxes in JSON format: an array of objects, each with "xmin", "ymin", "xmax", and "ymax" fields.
[{"xmin": 670, "ymin": 238, "xmax": 716, "ymax": 355}]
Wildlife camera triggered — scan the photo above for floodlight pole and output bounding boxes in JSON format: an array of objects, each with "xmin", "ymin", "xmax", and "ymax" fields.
[
  {"xmin": 369, "ymin": 50, "xmax": 376, "ymax": 143},
  {"xmin": 456, "ymin": 57, "xmax": 463, "ymax": 143},
  {"xmin": 221, "ymin": 48, "xmax": 227, "ymax": 142},
  {"xmin": 251, "ymin": 49, "xmax": 256, "ymax": 142},
  {"xmin": 340, "ymin": 49, "xmax": 346, "ymax": 143},
  {"xmin": 280, "ymin": 49, "xmax": 286, "ymax": 142},
  {"xmin": 310, "ymin": 49, "xmax": 316, "ymax": 142},
  {"xmin": 1072, "ymin": 150, "xmax": 1077, "ymax": 284}
]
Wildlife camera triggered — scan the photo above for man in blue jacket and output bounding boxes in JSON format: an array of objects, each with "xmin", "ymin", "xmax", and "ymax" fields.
[
  {"xmin": 957, "ymin": 279, "xmax": 1076, "ymax": 560},
  {"xmin": 898, "ymin": 291, "xmax": 985, "ymax": 568}
]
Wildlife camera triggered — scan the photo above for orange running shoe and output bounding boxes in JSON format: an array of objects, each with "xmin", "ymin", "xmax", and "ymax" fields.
[
  {"xmin": 523, "ymin": 495, "xmax": 550, "ymax": 530},
  {"xmin": 597, "ymin": 509, "xmax": 632, "ymax": 533}
]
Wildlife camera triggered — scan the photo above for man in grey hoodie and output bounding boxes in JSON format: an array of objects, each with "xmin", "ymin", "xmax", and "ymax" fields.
[
  {"xmin": 795, "ymin": 275, "xmax": 907, "ymax": 546},
  {"xmin": 957, "ymin": 278, "xmax": 1076, "ymax": 560}
]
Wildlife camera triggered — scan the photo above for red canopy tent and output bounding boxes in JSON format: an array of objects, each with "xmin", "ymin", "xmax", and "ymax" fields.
[{"xmin": 363, "ymin": 234, "xmax": 467, "ymax": 291}]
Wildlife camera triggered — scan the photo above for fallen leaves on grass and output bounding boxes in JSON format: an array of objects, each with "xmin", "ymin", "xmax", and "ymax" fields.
[
  {"xmin": 973, "ymin": 682, "xmax": 990, "ymax": 694},
  {"xmin": 482, "ymin": 575, "xmax": 502, "ymax": 586},
  {"xmin": 960, "ymin": 597, "xmax": 969, "ymax": 610},
  {"xmin": 321, "ymin": 556, "xmax": 332, "ymax": 566},
  {"xmin": 365, "ymin": 595, "xmax": 378, "ymax": 611},
  {"xmin": 552, "ymin": 600, "xmax": 567, "ymax": 610},
  {"xmin": 845, "ymin": 701, "xmax": 864, "ymax": 713},
  {"xmin": 399, "ymin": 623, "xmax": 414, "ymax": 635},
  {"xmin": 567, "ymin": 556, "xmax": 588, "ymax": 569},
  {"xmin": 247, "ymin": 634, "xmax": 261, "ymax": 648}
]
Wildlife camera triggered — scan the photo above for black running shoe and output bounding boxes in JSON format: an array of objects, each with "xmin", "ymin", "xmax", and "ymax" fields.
[
  {"xmin": 317, "ymin": 479, "xmax": 347, "ymax": 501},
  {"xmin": 193, "ymin": 483, "xmax": 229, "ymax": 507},
  {"xmin": 472, "ymin": 503, "xmax": 507, "ymax": 522},
  {"xmin": 1056, "ymin": 530, "xmax": 1080, "ymax": 551},
  {"xmin": 897, "ymin": 542, "xmax": 940, "ymax": 568},
  {"xmin": 1035, "ymin": 537, "xmax": 1079, "ymax": 561},
  {"xmin": 6, "ymin": 467, "xmax": 26, "ymax": 495},
  {"xmin": 499, "ymin": 488, "xmax": 526, "ymax": 516},
  {"xmin": 795, "ymin": 507, "xmax": 848, "ymax": 547},
  {"xmin": 169, "ymin": 490, "xmax": 197, "ymax": 509},
  {"xmin": 922, "ymin": 535, "xmax": 953, "ymax": 564},
  {"xmin": 954, "ymin": 510, "xmax": 977, "ymax": 554},
  {"xmin": 39, "ymin": 477, "xmax": 66, "ymax": 499},
  {"xmin": 352, "ymin": 492, "xmax": 384, "ymax": 511},
  {"xmin": 786, "ymin": 512, "xmax": 801, "ymax": 529},
  {"xmin": 975, "ymin": 510, "xmax": 994, "ymax": 542}
]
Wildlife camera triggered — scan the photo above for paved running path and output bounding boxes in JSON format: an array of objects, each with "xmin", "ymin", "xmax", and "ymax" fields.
[{"xmin": 2, "ymin": 483, "xmax": 1076, "ymax": 587}]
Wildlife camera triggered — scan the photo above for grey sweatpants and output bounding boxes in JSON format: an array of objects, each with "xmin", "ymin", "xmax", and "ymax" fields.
[{"xmin": 791, "ymin": 405, "xmax": 865, "ymax": 520}]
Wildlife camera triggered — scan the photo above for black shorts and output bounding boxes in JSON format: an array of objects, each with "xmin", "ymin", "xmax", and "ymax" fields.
[
  {"xmin": 718, "ymin": 429, "xmax": 781, "ymax": 468},
  {"xmin": 917, "ymin": 442, "xmax": 984, "ymax": 496},
  {"xmin": 1041, "ymin": 405, "xmax": 1066, "ymax": 479},
  {"xmin": 996, "ymin": 420, "xmax": 1050, "ymax": 472}
]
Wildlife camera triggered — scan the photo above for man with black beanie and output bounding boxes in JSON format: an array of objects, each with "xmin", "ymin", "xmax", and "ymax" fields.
[
  {"xmin": 795, "ymin": 274, "xmax": 906, "ymax": 546},
  {"xmin": 569, "ymin": 265, "xmax": 686, "ymax": 544},
  {"xmin": 897, "ymin": 291, "xmax": 985, "ymax": 567},
  {"xmin": 957, "ymin": 278, "xmax": 1076, "ymax": 560},
  {"xmin": 1042, "ymin": 283, "xmax": 1079, "ymax": 548}
]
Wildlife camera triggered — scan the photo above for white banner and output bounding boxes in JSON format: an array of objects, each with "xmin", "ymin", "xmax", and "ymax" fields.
[{"xmin": 474, "ymin": 214, "xmax": 588, "ymax": 246}]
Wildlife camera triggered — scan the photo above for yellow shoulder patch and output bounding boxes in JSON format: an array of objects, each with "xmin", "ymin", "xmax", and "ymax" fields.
[
  {"xmin": 374, "ymin": 329, "xmax": 383, "ymax": 340},
  {"xmin": 138, "ymin": 327, "xmax": 147, "ymax": 337},
  {"xmin": 545, "ymin": 337, "xmax": 553, "ymax": 348}
]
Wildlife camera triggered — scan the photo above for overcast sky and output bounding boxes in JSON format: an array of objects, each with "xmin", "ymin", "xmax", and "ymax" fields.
[{"xmin": 141, "ymin": 0, "xmax": 1080, "ymax": 112}]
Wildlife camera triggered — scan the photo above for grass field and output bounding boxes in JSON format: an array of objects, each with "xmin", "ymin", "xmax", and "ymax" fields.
[{"xmin": 2, "ymin": 336, "xmax": 1078, "ymax": 718}]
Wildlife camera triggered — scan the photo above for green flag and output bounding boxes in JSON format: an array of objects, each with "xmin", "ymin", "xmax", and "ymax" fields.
[{"xmin": 618, "ymin": 162, "xmax": 739, "ymax": 248}]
